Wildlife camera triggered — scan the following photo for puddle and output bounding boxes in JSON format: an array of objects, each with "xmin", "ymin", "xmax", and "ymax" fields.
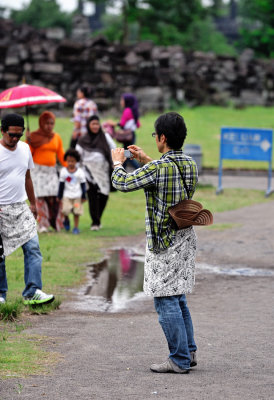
[
  {"xmin": 64, "ymin": 248, "xmax": 148, "ymax": 313},
  {"xmin": 196, "ymin": 263, "xmax": 274, "ymax": 277},
  {"xmin": 63, "ymin": 248, "xmax": 274, "ymax": 313}
]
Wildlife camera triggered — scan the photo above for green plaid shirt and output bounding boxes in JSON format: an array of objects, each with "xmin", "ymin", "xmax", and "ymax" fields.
[{"xmin": 112, "ymin": 150, "xmax": 198, "ymax": 252}]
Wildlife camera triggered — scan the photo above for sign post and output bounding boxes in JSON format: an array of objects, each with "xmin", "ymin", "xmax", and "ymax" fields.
[{"xmin": 217, "ymin": 127, "xmax": 273, "ymax": 196}]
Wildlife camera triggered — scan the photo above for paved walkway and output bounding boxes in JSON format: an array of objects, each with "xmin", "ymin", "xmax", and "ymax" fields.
[
  {"xmin": 1, "ymin": 175, "xmax": 274, "ymax": 400},
  {"xmin": 199, "ymin": 170, "xmax": 274, "ymax": 192}
]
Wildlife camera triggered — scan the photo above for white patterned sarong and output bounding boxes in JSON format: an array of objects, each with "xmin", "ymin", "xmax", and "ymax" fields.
[
  {"xmin": 144, "ymin": 226, "xmax": 197, "ymax": 297},
  {"xmin": 31, "ymin": 164, "xmax": 59, "ymax": 197},
  {"xmin": 0, "ymin": 202, "xmax": 37, "ymax": 256}
]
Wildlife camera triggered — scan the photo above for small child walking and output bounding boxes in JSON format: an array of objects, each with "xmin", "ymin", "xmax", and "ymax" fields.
[{"xmin": 58, "ymin": 149, "xmax": 86, "ymax": 234}]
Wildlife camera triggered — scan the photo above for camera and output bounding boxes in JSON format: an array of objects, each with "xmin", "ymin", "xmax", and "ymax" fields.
[{"xmin": 124, "ymin": 150, "xmax": 133, "ymax": 158}]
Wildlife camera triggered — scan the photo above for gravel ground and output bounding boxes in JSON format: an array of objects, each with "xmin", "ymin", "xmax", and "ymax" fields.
[{"xmin": 1, "ymin": 184, "xmax": 273, "ymax": 400}]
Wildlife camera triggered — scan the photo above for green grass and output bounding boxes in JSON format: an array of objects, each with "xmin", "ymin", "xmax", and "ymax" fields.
[
  {"xmin": 25, "ymin": 105, "xmax": 274, "ymax": 171},
  {"xmin": 0, "ymin": 331, "xmax": 61, "ymax": 379},
  {"xmin": 0, "ymin": 299, "xmax": 23, "ymax": 322}
]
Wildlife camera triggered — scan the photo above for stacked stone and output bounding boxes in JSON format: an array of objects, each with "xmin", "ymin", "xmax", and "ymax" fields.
[{"xmin": 0, "ymin": 18, "xmax": 273, "ymax": 112}]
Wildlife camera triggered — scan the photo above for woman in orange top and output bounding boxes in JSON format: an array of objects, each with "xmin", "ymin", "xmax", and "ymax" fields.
[{"xmin": 27, "ymin": 111, "xmax": 67, "ymax": 232}]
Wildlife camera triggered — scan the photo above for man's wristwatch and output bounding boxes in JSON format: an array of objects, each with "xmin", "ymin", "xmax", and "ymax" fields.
[{"xmin": 113, "ymin": 161, "xmax": 122, "ymax": 166}]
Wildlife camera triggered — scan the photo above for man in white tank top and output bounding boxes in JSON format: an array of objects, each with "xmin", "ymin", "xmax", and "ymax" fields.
[{"xmin": 0, "ymin": 113, "xmax": 54, "ymax": 305}]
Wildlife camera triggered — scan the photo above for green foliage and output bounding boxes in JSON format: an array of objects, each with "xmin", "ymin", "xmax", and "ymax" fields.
[
  {"xmin": 180, "ymin": 18, "xmax": 237, "ymax": 55},
  {"xmin": 238, "ymin": 0, "xmax": 274, "ymax": 58},
  {"xmin": 92, "ymin": 0, "xmax": 234, "ymax": 53},
  {"xmin": 98, "ymin": 14, "xmax": 124, "ymax": 43},
  {"xmin": 208, "ymin": 0, "xmax": 227, "ymax": 18},
  {"xmin": 138, "ymin": 15, "xmax": 235, "ymax": 55},
  {"xmin": 11, "ymin": 0, "xmax": 73, "ymax": 34},
  {"xmin": 140, "ymin": 0, "xmax": 204, "ymax": 31},
  {"xmin": 239, "ymin": 26, "xmax": 274, "ymax": 58}
]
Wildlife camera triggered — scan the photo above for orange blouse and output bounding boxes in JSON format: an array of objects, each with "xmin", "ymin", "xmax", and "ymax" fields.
[{"xmin": 28, "ymin": 133, "xmax": 67, "ymax": 167}]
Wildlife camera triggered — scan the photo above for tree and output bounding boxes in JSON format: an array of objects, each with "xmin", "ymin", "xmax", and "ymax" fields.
[
  {"xmin": 92, "ymin": 0, "xmax": 206, "ymax": 44},
  {"xmin": 11, "ymin": 0, "xmax": 73, "ymax": 34},
  {"xmin": 85, "ymin": 0, "xmax": 236, "ymax": 54},
  {"xmin": 238, "ymin": 0, "xmax": 274, "ymax": 58}
]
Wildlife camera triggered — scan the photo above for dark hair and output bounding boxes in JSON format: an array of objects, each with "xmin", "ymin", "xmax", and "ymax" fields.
[
  {"xmin": 64, "ymin": 148, "xmax": 81, "ymax": 162},
  {"xmin": 1, "ymin": 113, "xmax": 25, "ymax": 132},
  {"xmin": 79, "ymin": 86, "xmax": 90, "ymax": 98},
  {"xmin": 154, "ymin": 112, "xmax": 187, "ymax": 150},
  {"xmin": 87, "ymin": 114, "xmax": 99, "ymax": 124},
  {"xmin": 122, "ymin": 93, "xmax": 139, "ymax": 123}
]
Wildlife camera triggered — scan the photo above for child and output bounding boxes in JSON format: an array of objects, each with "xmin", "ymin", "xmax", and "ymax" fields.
[{"xmin": 58, "ymin": 149, "xmax": 86, "ymax": 234}]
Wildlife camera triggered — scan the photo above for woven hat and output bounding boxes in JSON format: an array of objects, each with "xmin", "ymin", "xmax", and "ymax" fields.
[{"xmin": 168, "ymin": 199, "xmax": 213, "ymax": 229}]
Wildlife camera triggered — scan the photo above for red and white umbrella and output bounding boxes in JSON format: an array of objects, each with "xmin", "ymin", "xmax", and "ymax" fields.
[{"xmin": 0, "ymin": 84, "xmax": 66, "ymax": 129}]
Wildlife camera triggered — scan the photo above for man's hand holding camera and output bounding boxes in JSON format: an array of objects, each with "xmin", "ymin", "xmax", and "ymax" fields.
[
  {"xmin": 112, "ymin": 146, "xmax": 152, "ymax": 167},
  {"xmin": 111, "ymin": 148, "xmax": 127, "ymax": 166},
  {"xmin": 127, "ymin": 145, "xmax": 152, "ymax": 165}
]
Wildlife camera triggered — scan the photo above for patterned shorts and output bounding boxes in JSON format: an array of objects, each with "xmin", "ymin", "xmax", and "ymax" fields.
[{"xmin": 62, "ymin": 198, "xmax": 83, "ymax": 216}]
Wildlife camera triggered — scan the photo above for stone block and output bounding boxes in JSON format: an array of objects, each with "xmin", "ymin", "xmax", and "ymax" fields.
[
  {"xmin": 33, "ymin": 63, "xmax": 63, "ymax": 74},
  {"xmin": 95, "ymin": 59, "xmax": 112, "ymax": 72},
  {"xmin": 240, "ymin": 90, "xmax": 265, "ymax": 105},
  {"xmin": 135, "ymin": 86, "xmax": 170, "ymax": 111},
  {"xmin": 4, "ymin": 73, "xmax": 18, "ymax": 81},
  {"xmin": 23, "ymin": 63, "xmax": 32, "ymax": 73},
  {"xmin": 45, "ymin": 28, "xmax": 65, "ymax": 41},
  {"xmin": 5, "ymin": 56, "xmax": 19, "ymax": 66},
  {"xmin": 124, "ymin": 51, "xmax": 142, "ymax": 66},
  {"xmin": 30, "ymin": 44, "xmax": 43, "ymax": 54}
]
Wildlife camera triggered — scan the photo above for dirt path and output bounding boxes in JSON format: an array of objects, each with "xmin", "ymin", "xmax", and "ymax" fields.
[{"xmin": 1, "ymin": 201, "xmax": 274, "ymax": 400}]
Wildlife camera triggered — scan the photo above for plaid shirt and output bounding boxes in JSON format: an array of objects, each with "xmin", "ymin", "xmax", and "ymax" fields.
[{"xmin": 112, "ymin": 150, "xmax": 198, "ymax": 252}]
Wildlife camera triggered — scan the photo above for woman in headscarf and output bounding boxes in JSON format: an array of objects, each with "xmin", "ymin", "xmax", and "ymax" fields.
[
  {"xmin": 76, "ymin": 115, "xmax": 116, "ymax": 231},
  {"xmin": 27, "ymin": 111, "xmax": 67, "ymax": 232}
]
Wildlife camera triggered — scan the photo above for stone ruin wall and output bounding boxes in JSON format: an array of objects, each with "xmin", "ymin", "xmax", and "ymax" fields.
[{"xmin": 1, "ymin": 19, "xmax": 274, "ymax": 114}]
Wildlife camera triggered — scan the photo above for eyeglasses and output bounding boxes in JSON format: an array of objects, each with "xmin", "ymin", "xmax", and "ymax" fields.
[
  {"xmin": 7, "ymin": 132, "xmax": 24, "ymax": 138},
  {"xmin": 151, "ymin": 132, "xmax": 156, "ymax": 138}
]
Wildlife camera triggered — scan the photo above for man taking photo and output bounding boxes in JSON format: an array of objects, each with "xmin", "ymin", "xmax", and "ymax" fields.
[{"xmin": 111, "ymin": 112, "xmax": 198, "ymax": 374}]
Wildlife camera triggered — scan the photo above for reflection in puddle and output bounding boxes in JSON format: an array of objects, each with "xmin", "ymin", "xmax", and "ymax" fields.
[
  {"xmin": 90, "ymin": 248, "xmax": 145, "ymax": 311},
  {"xmin": 65, "ymin": 248, "xmax": 274, "ymax": 313},
  {"xmin": 74, "ymin": 249, "xmax": 146, "ymax": 313}
]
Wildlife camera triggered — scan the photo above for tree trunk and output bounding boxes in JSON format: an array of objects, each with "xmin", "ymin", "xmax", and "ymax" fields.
[{"xmin": 121, "ymin": 0, "xmax": 129, "ymax": 45}]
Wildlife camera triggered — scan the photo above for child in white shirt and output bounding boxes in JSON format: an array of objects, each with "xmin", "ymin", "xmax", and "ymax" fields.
[{"xmin": 58, "ymin": 149, "xmax": 86, "ymax": 234}]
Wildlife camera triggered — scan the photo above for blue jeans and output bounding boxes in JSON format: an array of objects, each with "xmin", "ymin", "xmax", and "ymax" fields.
[
  {"xmin": 154, "ymin": 295, "xmax": 197, "ymax": 370},
  {"xmin": 0, "ymin": 235, "xmax": 42, "ymax": 300}
]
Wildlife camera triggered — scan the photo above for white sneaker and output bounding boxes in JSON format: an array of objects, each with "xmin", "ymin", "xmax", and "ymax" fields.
[
  {"xmin": 37, "ymin": 226, "xmax": 49, "ymax": 233},
  {"xmin": 23, "ymin": 289, "xmax": 54, "ymax": 305},
  {"xmin": 90, "ymin": 225, "xmax": 100, "ymax": 231},
  {"xmin": 0, "ymin": 296, "xmax": 6, "ymax": 304}
]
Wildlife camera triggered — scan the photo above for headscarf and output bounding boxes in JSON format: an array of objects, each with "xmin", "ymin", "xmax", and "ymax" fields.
[
  {"xmin": 122, "ymin": 93, "xmax": 139, "ymax": 124},
  {"xmin": 27, "ymin": 111, "xmax": 55, "ymax": 149},
  {"xmin": 78, "ymin": 115, "xmax": 112, "ymax": 167}
]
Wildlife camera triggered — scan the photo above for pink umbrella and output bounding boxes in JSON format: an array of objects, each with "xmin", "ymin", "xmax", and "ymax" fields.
[{"xmin": 0, "ymin": 84, "xmax": 66, "ymax": 130}]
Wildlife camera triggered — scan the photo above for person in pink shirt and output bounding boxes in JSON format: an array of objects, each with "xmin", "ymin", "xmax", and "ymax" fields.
[{"xmin": 118, "ymin": 93, "xmax": 140, "ymax": 170}]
